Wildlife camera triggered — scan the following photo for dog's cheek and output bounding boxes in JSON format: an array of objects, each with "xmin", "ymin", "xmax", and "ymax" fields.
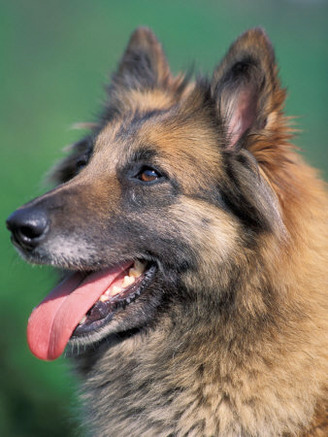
[
  {"xmin": 166, "ymin": 198, "xmax": 241, "ymax": 291},
  {"xmin": 105, "ymin": 196, "xmax": 241, "ymax": 291}
]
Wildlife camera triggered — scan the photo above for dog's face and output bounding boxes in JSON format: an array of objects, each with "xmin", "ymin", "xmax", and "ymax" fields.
[{"xmin": 6, "ymin": 28, "xmax": 286, "ymax": 360}]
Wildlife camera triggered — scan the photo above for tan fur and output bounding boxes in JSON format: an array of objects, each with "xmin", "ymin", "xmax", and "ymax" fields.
[
  {"xmin": 75, "ymin": 29, "xmax": 328, "ymax": 437},
  {"xmin": 9, "ymin": 27, "xmax": 328, "ymax": 436}
]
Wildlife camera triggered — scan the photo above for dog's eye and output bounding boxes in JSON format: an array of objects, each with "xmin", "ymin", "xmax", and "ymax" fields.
[
  {"xmin": 75, "ymin": 152, "xmax": 90, "ymax": 172},
  {"xmin": 137, "ymin": 167, "xmax": 162, "ymax": 183}
]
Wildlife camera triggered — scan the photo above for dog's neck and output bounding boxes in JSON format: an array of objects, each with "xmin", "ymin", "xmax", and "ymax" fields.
[{"xmin": 74, "ymin": 299, "xmax": 325, "ymax": 437}]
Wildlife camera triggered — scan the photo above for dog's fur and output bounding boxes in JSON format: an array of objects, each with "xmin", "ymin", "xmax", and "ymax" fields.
[{"xmin": 9, "ymin": 28, "xmax": 328, "ymax": 436}]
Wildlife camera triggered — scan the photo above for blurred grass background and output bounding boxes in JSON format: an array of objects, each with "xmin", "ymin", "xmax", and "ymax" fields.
[{"xmin": 1, "ymin": 0, "xmax": 327, "ymax": 435}]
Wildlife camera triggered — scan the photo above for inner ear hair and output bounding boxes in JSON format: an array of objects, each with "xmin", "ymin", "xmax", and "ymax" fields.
[
  {"xmin": 211, "ymin": 28, "xmax": 280, "ymax": 151},
  {"xmin": 218, "ymin": 58, "xmax": 263, "ymax": 149}
]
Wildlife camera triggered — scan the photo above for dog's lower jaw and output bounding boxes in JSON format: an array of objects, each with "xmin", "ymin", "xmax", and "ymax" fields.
[{"xmin": 69, "ymin": 263, "xmax": 158, "ymax": 346}]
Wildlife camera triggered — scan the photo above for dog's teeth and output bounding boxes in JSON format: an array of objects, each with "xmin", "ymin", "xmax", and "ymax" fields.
[
  {"xmin": 129, "ymin": 268, "xmax": 142, "ymax": 278},
  {"xmin": 111, "ymin": 285, "xmax": 122, "ymax": 296},
  {"xmin": 99, "ymin": 294, "xmax": 109, "ymax": 302},
  {"xmin": 135, "ymin": 259, "xmax": 146, "ymax": 271},
  {"xmin": 79, "ymin": 316, "xmax": 87, "ymax": 325},
  {"xmin": 128, "ymin": 268, "xmax": 139, "ymax": 278},
  {"xmin": 122, "ymin": 275, "xmax": 135, "ymax": 288},
  {"xmin": 129, "ymin": 260, "xmax": 146, "ymax": 277}
]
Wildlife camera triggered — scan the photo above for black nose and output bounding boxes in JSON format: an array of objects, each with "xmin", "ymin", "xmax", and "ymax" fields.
[{"xmin": 6, "ymin": 207, "xmax": 49, "ymax": 250}]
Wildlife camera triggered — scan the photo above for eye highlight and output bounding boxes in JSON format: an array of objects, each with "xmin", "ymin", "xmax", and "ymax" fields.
[{"xmin": 137, "ymin": 167, "xmax": 162, "ymax": 183}]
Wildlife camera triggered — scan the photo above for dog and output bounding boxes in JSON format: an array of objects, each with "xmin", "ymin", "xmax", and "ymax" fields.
[{"xmin": 6, "ymin": 27, "xmax": 328, "ymax": 436}]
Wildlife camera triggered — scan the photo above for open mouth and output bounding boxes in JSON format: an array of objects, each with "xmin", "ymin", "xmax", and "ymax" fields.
[
  {"xmin": 27, "ymin": 260, "xmax": 156, "ymax": 361},
  {"xmin": 73, "ymin": 261, "xmax": 156, "ymax": 335}
]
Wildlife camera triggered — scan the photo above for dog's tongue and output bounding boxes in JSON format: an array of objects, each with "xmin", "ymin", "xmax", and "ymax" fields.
[{"xmin": 27, "ymin": 263, "xmax": 130, "ymax": 361}]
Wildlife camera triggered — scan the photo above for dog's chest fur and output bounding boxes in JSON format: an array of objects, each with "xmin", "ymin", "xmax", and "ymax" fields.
[{"xmin": 76, "ymin": 317, "xmax": 327, "ymax": 437}]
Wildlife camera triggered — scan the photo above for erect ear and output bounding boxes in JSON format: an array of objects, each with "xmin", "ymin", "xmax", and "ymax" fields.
[
  {"xmin": 111, "ymin": 27, "xmax": 172, "ymax": 91},
  {"xmin": 212, "ymin": 28, "xmax": 284, "ymax": 150}
]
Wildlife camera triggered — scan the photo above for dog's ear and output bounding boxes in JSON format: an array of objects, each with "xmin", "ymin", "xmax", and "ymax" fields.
[
  {"xmin": 111, "ymin": 27, "xmax": 171, "ymax": 91},
  {"xmin": 211, "ymin": 28, "xmax": 285, "ymax": 150}
]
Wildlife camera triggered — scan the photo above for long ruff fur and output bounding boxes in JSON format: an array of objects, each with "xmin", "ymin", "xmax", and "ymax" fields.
[
  {"xmin": 73, "ymin": 29, "xmax": 328, "ymax": 437},
  {"xmin": 10, "ymin": 28, "xmax": 328, "ymax": 436}
]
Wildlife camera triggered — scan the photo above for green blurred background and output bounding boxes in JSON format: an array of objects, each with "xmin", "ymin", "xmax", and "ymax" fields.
[{"xmin": 1, "ymin": 0, "xmax": 327, "ymax": 435}]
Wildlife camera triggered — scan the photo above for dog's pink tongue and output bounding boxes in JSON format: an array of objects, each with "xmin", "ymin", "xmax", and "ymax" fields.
[{"xmin": 27, "ymin": 264, "xmax": 130, "ymax": 361}]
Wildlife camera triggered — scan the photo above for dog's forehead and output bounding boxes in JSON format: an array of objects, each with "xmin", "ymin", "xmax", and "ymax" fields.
[
  {"xmin": 93, "ymin": 103, "xmax": 222, "ymax": 171},
  {"xmin": 93, "ymin": 86, "xmax": 183, "ymax": 153}
]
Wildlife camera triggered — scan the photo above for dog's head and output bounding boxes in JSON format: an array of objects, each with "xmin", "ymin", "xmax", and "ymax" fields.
[{"xmin": 7, "ymin": 28, "xmax": 289, "ymax": 360}]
